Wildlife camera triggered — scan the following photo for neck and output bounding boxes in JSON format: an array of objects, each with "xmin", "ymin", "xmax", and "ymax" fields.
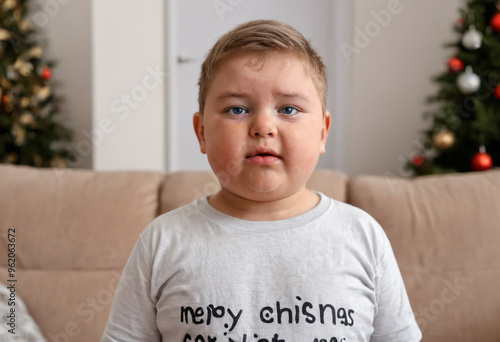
[{"xmin": 208, "ymin": 187, "xmax": 320, "ymax": 221}]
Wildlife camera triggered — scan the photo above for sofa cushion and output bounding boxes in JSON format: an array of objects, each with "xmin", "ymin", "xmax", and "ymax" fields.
[
  {"xmin": 348, "ymin": 170, "xmax": 500, "ymax": 341},
  {"xmin": 0, "ymin": 165, "xmax": 164, "ymax": 341},
  {"xmin": 0, "ymin": 165, "xmax": 163, "ymax": 270},
  {"xmin": 0, "ymin": 268, "xmax": 119, "ymax": 342},
  {"xmin": 160, "ymin": 169, "xmax": 347, "ymax": 213}
]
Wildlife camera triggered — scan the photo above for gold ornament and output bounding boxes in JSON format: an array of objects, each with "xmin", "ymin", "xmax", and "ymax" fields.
[
  {"xmin": 433, "ymin": 129, "xmax": 455, "ymax": 149},
  {"xmin": 0, "ymin": 29, "xmax": 10, "ymax": 40},
  {"xmin": 12, "ymin": 123, "xmax": 26, "ymax": 145},
  {"xmin": 27, "ymin": 45, "xmax": 43, "ymax": 59},
  {"xmin": 14, "ymin": 60, "xmax": 33, "ymax": 77},
  {"xmin": 33, "ymin": 154, "xmax": 43, "ymax": 167},
  {"xmin": 20, "ymin": 96, "xmax": 30, "ymax": 108},
  {"xmin": 2, "ymin": 0, "xmax": 17, "ymax": 11},
  {"xmin": 5, "ymin": 153, "xmax": 18, "ymax": 164},
  {"xmin": 19, "ymin": 19, "xmax": 31, "ymax": 32},
  {"xmin": 51, "ymin": 156, "xmax": 67, "ymax": 168},
  {"xmin": 1, "ymin": 77, "xmax": 11, "ymax": 88},
  {"xmin": 19, "ymin": 112, "xmax": 36, "ymax": 126},
  {"xmin": 36, "ymin": 86, "xmax": 51, "ymax": 101}
]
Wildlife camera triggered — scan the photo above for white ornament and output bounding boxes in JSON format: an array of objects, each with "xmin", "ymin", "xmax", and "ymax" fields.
[
  {"xmin": 461, "ymin": 25, "xmax": 482, "ymax": 50},
  {"xmin": 457, "ymin": 66, "xmax": 481, "ymax": 94}
]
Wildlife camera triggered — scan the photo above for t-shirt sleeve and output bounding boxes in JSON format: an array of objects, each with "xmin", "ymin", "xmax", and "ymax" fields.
[
  {"xmin": 370, "ymin": 225, "xmax": 422, "ymax": 342},
  {"xmin": 101, "ymin": 232, "xmax": 161, "ymax": 342}
]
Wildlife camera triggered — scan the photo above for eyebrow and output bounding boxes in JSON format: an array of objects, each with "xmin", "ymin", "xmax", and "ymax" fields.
[
  {"xmin": 216, "ymin": 91, "xmax": 310, "ymax": 102},
  {"xmin": 275, "ymin": 92, "xmax": 310, "ymax": 102},
  {"xmin": 217, "ymin": 92, "xmax": 249, "ymax": 100}
]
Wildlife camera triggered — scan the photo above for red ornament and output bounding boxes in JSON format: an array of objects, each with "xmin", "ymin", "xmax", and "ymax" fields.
[
  {"xmin": 1, "ymin": 94, "xmax": 8, "ymax": 105},
  {"xmin": 491, "ymin": 12, "xmax": 500, "ymax": 32},
  {"xmin": 471, "ymin": 146, "xmax": 493, "ymax": 171},
  {"xmin": 494, "ymin": 85, "xmax": 500, "ymax": 99},
  {"xmin": 447, "ymin": 57, "xmax": 464, "ymax": 73},
  {"xmin": 411, "ymin": 154, "xmax": 425, "ymax": 167},
  {"xmin": 41, "ymin": 67, "xmax": 51, "ymax": 81},
  {"xmin": 457, "ymin": 17, "xmax": 466, "ymax": 26}
]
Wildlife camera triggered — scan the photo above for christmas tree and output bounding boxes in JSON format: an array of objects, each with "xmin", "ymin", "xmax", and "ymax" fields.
[
  {"xmin": 0, "ymin": 0, "xmax": 74, "ymax": 167},
  {"xmin": 407, "ymin": 0, "xmax": 500, "ymax": 175}
]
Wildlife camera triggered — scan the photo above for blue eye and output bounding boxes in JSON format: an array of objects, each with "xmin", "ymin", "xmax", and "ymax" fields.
[
  {"xmin": 227, "ymin": 107, "xmax": 247, "ymax": 115},
  {"xmin": 279, "ymin": 106, "xmax": 299, "ymax": 115}
]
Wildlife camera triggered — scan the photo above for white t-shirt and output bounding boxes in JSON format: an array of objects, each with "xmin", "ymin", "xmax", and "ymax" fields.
[{"xmin": 102, "ymin": 193, "xmax": 421, "ymax": 342}]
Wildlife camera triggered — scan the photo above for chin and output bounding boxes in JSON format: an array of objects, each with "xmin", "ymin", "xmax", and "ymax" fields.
[{"xmin": 245, "ymin": 182, "xmax": 305, "ymax": 202}]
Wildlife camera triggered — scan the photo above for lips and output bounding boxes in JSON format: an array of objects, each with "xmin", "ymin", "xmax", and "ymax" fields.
[{"xmin": 245, "ymin": 148, "xmax": 281, "ymax": 166}]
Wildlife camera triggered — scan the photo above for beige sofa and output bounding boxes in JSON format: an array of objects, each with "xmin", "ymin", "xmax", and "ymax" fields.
[{"xmin": 0, "ymin": 164, "xmax": 499, "ymax": 341}]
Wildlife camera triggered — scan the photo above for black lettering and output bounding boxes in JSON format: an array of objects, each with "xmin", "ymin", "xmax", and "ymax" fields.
[
  {"xmin": 206, "ymin": 305, "xmax": 225, "ymax": 325},
  {"xmin": 319, "ymin": 304, "xmax": 336, "ymax": 325},
  {"xmin": 347, "ymin": 309, "xmax": 355, "ymax": 326},
  {"xmin": 260, "ymin": 306, "xmax": 274, "ymax": 323},
  {"xmin": 337, "ymin": 308, "xmax": 348, "ymax": 326},
  {"xmin": 194, "ymin": 307, "xmax": 204, "ymax": 323},
  {"xmin": 294, "ymin": 296, "xmax": 301, "ymax": 324},
  {"xmin": 302, "ymin": 301, "xmax": 316, "ymax": 324},
  {"xmin": 276, "ymin": 301, "xmax": 292, "ymax": 324},
  {"xmin": 227, "ymin": 308, "xmax": 243, "ymax": 332},
  {"xmin": 180, "ymin": 306, "xmax": 204, "ymax": 324},
  {"xmin": 271, "ymin": 333, "xmax": 285, "ymax": 342}
]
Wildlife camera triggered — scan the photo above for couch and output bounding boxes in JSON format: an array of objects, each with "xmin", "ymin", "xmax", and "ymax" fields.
[{"xmin": 0, "ymin": 164, "xmax": 499, "ymax": 341}]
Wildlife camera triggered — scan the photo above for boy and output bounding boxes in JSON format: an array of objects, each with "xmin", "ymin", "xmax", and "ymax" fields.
[{"xmin": 102, "ymin": 20, "xmax": 421, "ymax": 341}]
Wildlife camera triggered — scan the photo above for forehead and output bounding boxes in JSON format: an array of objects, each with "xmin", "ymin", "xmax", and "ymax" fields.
[
  {"xmin": 207, "ymin": 51, "xmax": 317, "ymax": 97},
  {"xmin": 215, "ymin": 50, "xmax": 308, "ymax": 77}
]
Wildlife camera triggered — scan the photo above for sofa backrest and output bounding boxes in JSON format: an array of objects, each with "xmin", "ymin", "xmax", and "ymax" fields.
[
  {"xmin": 0, "ymin": 165, "xmax": 163, "ymax": 342},
  {"xmin": 348, "ymin": 170, "xmax": 500, "ymax": 341}
]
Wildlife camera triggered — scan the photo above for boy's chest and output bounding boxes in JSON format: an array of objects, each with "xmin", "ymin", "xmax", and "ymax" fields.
[{"xmin": 153, "ymin": 235, "xmax": 378, "ymax": 342}]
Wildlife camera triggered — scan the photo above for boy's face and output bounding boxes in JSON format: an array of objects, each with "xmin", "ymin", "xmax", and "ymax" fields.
[{"xmin": 193, "ymin": 51, "xmax": 330, "ymax": 203}]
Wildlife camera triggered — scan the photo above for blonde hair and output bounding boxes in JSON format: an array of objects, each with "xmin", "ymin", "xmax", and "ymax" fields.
[{"xmin": 198, "ymin": 19, "xmax": 327, "ymax": 113}]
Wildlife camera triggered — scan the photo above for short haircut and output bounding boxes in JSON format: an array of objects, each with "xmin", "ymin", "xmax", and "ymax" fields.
[{"xmin": 197, "ymin": 19, "xmax": 327, "ymax": 114}]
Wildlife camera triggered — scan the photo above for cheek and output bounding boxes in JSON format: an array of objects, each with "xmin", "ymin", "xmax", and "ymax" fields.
[
  {"xmin": 204, "ymin": 128, "xmax": 243, "ymax": 175},
  {"xmin": 288, "ymin": 125, "xmax": 323, "ymax": 153}
]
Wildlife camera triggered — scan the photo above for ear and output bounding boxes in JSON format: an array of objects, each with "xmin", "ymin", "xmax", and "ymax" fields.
[
  {"xmin": 319, "ymin": 111, "xmax": 331, "ymax": 155},
  {"xmin": 193, "ymin": 112, "xmax": 206, "ymax": 154}
]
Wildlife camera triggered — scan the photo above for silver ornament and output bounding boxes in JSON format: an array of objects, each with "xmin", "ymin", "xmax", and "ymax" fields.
[
  {"xmin": 457, "ymin": 66, "xmax": 481, "ymax": 94},
  {"xmin": 461, "ymin": 25, "xmax": 482, "ymax": 50}
]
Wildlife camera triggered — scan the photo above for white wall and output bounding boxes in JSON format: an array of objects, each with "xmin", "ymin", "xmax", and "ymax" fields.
[
  {"xmin": 348, "ymin": 0, "xmax": 462, "ymax": 176},
  {"xmin": 91, "ymin": 0, "xmax": 167, "ymax": 171},
  {"xmin": 32, "ymin": 0, "xmax": 92, "ymax": 169}
]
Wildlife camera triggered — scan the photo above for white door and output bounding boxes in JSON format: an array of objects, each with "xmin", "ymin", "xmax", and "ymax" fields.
[{"xmin": 172, "ymin": 0, "xmax": 349, "ymax": 172}]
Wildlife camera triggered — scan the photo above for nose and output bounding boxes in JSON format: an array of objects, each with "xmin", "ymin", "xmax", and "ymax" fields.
[{"xmin": 249, "ymin": 111, "xmax": 277, "ymax": 138}]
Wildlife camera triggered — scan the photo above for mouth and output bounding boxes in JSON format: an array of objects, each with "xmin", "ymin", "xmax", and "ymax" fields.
[{"xmin": 245, "ymin": 148, "xmax": 281, "ymax": 166}]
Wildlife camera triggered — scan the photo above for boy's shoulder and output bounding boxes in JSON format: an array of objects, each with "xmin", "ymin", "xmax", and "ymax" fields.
[
  {"xmin": 326, "ymin": 195, "xmax": 381, "ymax": 226},
  {"xmin": 139, "ymin": 198, "xmax": 203, "ymax": 238}
]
